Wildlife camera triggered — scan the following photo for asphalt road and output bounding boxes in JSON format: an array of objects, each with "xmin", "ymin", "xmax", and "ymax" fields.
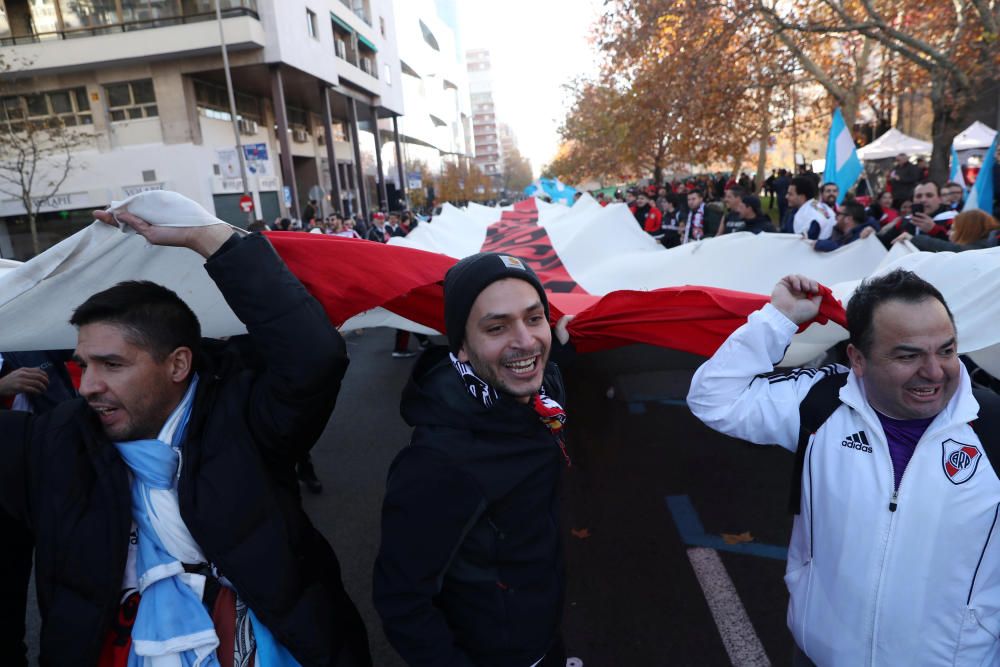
[
  {"xmin": 310, "ymin": 329, "xmax": 799, "ymax": 667},
  {"xmin": 27, "ymin": 328, "xmax": 799, "ymax": 666}
]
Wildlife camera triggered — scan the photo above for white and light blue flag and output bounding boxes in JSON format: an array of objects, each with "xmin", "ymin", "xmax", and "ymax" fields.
[
  {"xmin": 962, "ymin": 134, "xmax": 997, "ymax": 215},
  {"xmin": 822, "ymin": 108, "xmax": 863, "ymax": 205},
  {"xmin": 524, "ymin": 178, "xmax": 578, "ymax": 206},
  {"xmin": 950, "ymin": 146, "xmax": 967, "ymax": 197}
]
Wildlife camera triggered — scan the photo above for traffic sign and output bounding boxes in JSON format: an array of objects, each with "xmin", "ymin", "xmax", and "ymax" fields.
[{"xmin": 239, "ymin": 194, "xmax": 254, "ymax": 213}]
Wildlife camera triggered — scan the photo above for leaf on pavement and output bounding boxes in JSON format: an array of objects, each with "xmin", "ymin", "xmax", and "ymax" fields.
[
  {"xmin": 721, "ymin": 531, "xmax": 754, "ymax": 545},
  {"xmin": 571, "ymin": 528, "xmax": 591, "ymax": 539}
]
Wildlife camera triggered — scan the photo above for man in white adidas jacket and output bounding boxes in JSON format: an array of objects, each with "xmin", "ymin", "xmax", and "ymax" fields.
[{"xmin": 687, "ymin": 270, "xmax": 1000, "ymax": 667}]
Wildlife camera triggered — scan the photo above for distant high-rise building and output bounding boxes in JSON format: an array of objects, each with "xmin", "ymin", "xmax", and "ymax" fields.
[
  {"xmin": 498, "ymin": 122, "xmax": 518, "ymax": 163},
  {"xmin": 466, "ymin": 48, "xmax": 502, "ymax": 186}
]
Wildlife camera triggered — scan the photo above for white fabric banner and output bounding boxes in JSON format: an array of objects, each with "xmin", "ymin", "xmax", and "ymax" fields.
[{"xmin": 2, "ymin": 191, "xmax": 997, "ymax": 378}]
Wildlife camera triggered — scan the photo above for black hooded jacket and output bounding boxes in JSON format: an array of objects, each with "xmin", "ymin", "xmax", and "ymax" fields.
[
  {"xmin": 374, "ymin": 348, "xmax": 566, "ymax": 667},
  {"xmin": 0, "ymin": 234, "xmax": 371, "ymax": 666}
]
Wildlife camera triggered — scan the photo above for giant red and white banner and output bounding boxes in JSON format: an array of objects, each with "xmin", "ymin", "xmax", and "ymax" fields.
[{"xmin": 1, "ymin": 191, "xmax": 998, "ymax": 376}]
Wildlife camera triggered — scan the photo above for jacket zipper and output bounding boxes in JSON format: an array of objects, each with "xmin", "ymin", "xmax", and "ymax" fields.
[{"xmin": 868, "ymin": 435, "xmax": 903, "ymax": 667}]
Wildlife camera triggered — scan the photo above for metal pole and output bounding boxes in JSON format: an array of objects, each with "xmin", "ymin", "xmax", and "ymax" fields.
[
  {"xmin": 215, "ymin": 0, "xmax": 252, "ymax": 226},
  {"xmin": 392, "ymin": 114, "xmax": 406, "ymax": 209}
]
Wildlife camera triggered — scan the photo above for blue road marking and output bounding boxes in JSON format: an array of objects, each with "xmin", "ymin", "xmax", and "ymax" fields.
[{"xmin": 665, "ymin": 494, "xmax": 788, "ymax": 561}]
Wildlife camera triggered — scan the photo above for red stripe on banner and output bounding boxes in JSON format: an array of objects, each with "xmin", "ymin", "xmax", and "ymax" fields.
[
  {"xmin": 264, "ymin": 232, "xmax": 455, "ymax": 327},
  {"xmin": 480, "ymin": 199, "xmax": 587, "ymax": 294},
  {"xmin": 265, "ymin": 231, "xmax": 846, "ymax": 358}
]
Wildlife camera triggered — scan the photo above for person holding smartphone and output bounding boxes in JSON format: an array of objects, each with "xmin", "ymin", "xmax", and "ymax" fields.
[{"xmin": 880, "ymin": 181, "xmax": 956, "ymax": 247}]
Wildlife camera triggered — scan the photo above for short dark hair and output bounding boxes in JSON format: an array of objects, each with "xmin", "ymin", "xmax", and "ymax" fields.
[
  {"xmin": 790, "ymin": 176, "xmax": 816, "ymax": 200},
  {"xmin": 70, "ymin": 281, "xmax": 201, "ymax": 362},
  {"xmin": 916, "ymin": 180, "xmax": 940, "ymax": 195},
  {"xmin": 841, "ymin": 202, "xmax": 866, "ymax": 225},
  {"xmin": 846, "ymin": 269, "xmax": 953, "ymax": 356},
  {"xmin": 741, "ymin": 194, "xmax": 763, "ymax": 217},
  {"xmin": 687, "ymin": 188, "xmax": 705, "ymax": 199},
  {"xmin": 725, "ymin": 185, "xmax": 747, "ymax": 199}
]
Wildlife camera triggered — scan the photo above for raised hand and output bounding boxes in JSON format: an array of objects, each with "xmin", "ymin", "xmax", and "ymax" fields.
[
  {"xmin": 93, "ymin": 209, "xmax": 234, "ymax": 259},
  {"xmin": 0, "ymin": 367, "xmax": 49, "ymax": 397},
  {"xmin": 771, "ymin": 275, "xmax": 822, "ymax": 325}
]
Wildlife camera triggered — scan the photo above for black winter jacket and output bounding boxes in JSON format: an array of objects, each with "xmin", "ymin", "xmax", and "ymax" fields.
[
  {"xmin": 374, "ymin": 348, "xmax": 566, "ymax": 667},
  {"xmin": 0, "ymin": 234, "xmax": 371, "ymax": 666}
]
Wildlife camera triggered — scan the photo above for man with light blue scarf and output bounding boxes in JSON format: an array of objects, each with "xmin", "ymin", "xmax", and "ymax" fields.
[{"xmin": 0, "ymin": 211, "xmax": 372, "ymax": 666}]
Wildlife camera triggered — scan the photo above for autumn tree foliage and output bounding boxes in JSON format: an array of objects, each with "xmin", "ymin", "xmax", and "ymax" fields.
[
  {"xmin": 759, "ymin": 0, "xmax": 1000, "ymax": 181},
  {"xmin": 551, "ymin": 0, "xmax": 790, "ymax": 186},
  {"xmin": 553, "ymin": 0, "xmax": 999, "ymax": 185}
]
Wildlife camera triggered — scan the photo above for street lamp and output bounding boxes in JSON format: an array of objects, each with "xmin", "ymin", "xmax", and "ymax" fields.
[{"xmin": 215, "ymin": 0, "xmax": 253, "ymax": 227}]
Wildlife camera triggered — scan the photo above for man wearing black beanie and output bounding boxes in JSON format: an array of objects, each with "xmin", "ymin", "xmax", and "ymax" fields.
[{"xmin": 374, "ymin": 252, "xmax": 571, "ymax": 667}]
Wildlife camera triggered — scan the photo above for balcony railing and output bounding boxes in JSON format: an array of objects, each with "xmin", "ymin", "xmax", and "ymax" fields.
[{"xmin": 1, "ymin": 7, "xmax": 259, "ymax": 46}]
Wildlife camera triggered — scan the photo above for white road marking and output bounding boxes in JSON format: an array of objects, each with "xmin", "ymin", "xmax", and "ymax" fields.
[{"xmin": 687, "ymin": 547, "xmax": 771, "ymax": 667}]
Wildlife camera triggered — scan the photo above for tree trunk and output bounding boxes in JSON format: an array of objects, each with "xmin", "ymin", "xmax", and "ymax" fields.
[
  {"xmin": 28, "ymin": 213, "xmax": 39, "ymax": 257},
  {"xmin": 754, "ymin": 86, "xmax": 773, "ymax": 194},
  {"xmin": 928, "ymin": 77, "xmax": 970, "ymax": 184},
  {"xmin": 652, "ymin": 137, "xmax": 667, "ymax": 186}
]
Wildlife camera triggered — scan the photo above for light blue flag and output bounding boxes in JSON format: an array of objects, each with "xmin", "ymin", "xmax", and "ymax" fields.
[
  {"xmin": 962, "ymin": 134, "xmax": 997, "ymax": 215},
  {"xmin": 822, "ymin": 108, "xmax": 863, "ymax": 205},
  {"xmin": 950, "ymin": 146, "xmax": 967, "ymax": 196},
  {"xmin": 524, "ymin": 178, "xmax": 578, "ymax": 206}
]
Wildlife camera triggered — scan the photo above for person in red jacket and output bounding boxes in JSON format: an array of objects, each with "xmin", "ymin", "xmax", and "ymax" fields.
[{"xmin": 632, "ymin": 192, "xmax": 663, "ymax": 240}]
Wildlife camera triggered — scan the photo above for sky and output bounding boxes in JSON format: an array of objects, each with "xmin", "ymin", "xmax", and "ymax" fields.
[{"xmin": 455, "ymin": 0, "xmax": 605, "ymax": 177}]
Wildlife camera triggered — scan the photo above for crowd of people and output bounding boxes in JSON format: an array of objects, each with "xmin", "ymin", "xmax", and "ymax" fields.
[
  {"xmin": 593, "ymin": 152, "xmax": 999, "ymax": 256},
  {"xmin": 1, "ymin": 153, "xmax": 999, "ymax": 667}
]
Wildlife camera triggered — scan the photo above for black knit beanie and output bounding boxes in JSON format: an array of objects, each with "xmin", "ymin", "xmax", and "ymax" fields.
[{"xmin": 443, "ymin": 252, "xmax": 549, "ymax": 353}]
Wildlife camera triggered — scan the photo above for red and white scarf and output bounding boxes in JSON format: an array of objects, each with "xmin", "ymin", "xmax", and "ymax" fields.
[{"xmin": 450, "ymin": 353, "xmax": 571, "ymax": 466}]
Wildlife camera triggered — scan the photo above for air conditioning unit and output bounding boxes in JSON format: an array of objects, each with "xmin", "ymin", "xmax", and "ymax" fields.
[
  {"xmin": 292, "ymin": 128, "xmax": 309, "ymax": 143},
  {"xmin": 237, "ymin": 118, "xmax": 258, "ymax": 135}
]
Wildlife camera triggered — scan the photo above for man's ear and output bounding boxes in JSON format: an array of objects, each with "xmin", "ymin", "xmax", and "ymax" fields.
[
  {"xmin": 167, "ymin": 347, "xmax": 194, "ymax": 384},
  {"xmin": 845, "ymin": 343, "xmax": 865, "ymax": 378},
  {"xmin": 457, "ymin": 344, "xmax": 470, "ymax": 364}
]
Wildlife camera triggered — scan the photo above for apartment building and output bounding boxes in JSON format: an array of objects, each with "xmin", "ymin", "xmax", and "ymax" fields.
[
  {"xmin": 465, "ymin": 47, "xmax": 501, "ymax": 187},
  {"xmin": 0, "ymin": 0, "xmax": 404, "ymax": 260}
]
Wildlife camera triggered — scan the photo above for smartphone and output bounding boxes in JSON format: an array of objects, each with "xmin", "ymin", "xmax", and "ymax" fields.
[{"xmin": 910, "ymin": 203, "xmax": 925, "ymax": 215}]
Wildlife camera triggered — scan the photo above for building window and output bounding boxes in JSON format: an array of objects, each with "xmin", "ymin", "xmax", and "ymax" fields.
[
  {"xmin": 105, "ymin": 79, "xmax": 158, "ymax": 121},
  {"xmin": 331, "ymin": 17, "xmax": 356, "ymax": 65},
  {"xmin": 193, "ymin": 79, "xmax": 260, "ymax": 125},
  {"xmin": 1, "ymin": 86, "xmax": 92, "ymax": 129},
  {"xmin": 306, "ymin": 8, "xmax": 317, "ymax": 38},
  {"xmin": 286, "ymin": 107, "xmax": 312, "ymax": 142},
  {"xmin": 383, "ymin": 63, "xmax": 391, "ymax": 84},
  {"xmin": 379, "ymin": 15, "xmax": 385, "ymax": 37}
]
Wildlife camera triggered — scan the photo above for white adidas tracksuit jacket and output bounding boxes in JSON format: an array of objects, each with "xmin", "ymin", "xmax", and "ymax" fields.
[{"xmin": 687, "ymin": 303, "xmax": 1000, "ymax": 667}]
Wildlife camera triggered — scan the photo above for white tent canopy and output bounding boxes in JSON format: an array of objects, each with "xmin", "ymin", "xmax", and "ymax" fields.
[
  {"xmin": 857, "ymin": 128, "xmax": 932, "ymax": 161},
  {"xmin": 953, "ymin": 121, "xmax": 997, "ymax": 151}
]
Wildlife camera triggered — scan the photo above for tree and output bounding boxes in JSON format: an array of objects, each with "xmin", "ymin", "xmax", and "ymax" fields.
[
  {"xmin": 557, "ymin": 0, "xmax": 793, "ymax": 183},
  {"xmin": 501, "ymin": 147, "xmax": 533, "ymax": 194},
  {"xmin": 758, "ymin": 0, "xmax": 1000, "ymax": 181},
  {"xmin": 404, "ymin": 159, "xmax": 433, "ymax": 209},
  {"xmin": 0, "ymin": 57, "xmax": 86, "ymax": 257}
]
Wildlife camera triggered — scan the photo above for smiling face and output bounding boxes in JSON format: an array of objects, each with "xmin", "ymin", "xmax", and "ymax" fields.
[
  {"xmin": 821, "ymin": 184, "xmax": 839, "ymax": 206},
  {"xmin": 75, "ymin": 322, "xmax": 191, "ymax": 441},
  {"xmin": 847, "ymin": 298, "xmax": 959, "ymax": 420},
  {"xmin": 458, "ymin": 278, "xmax": 551, "ymax": 403}
]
